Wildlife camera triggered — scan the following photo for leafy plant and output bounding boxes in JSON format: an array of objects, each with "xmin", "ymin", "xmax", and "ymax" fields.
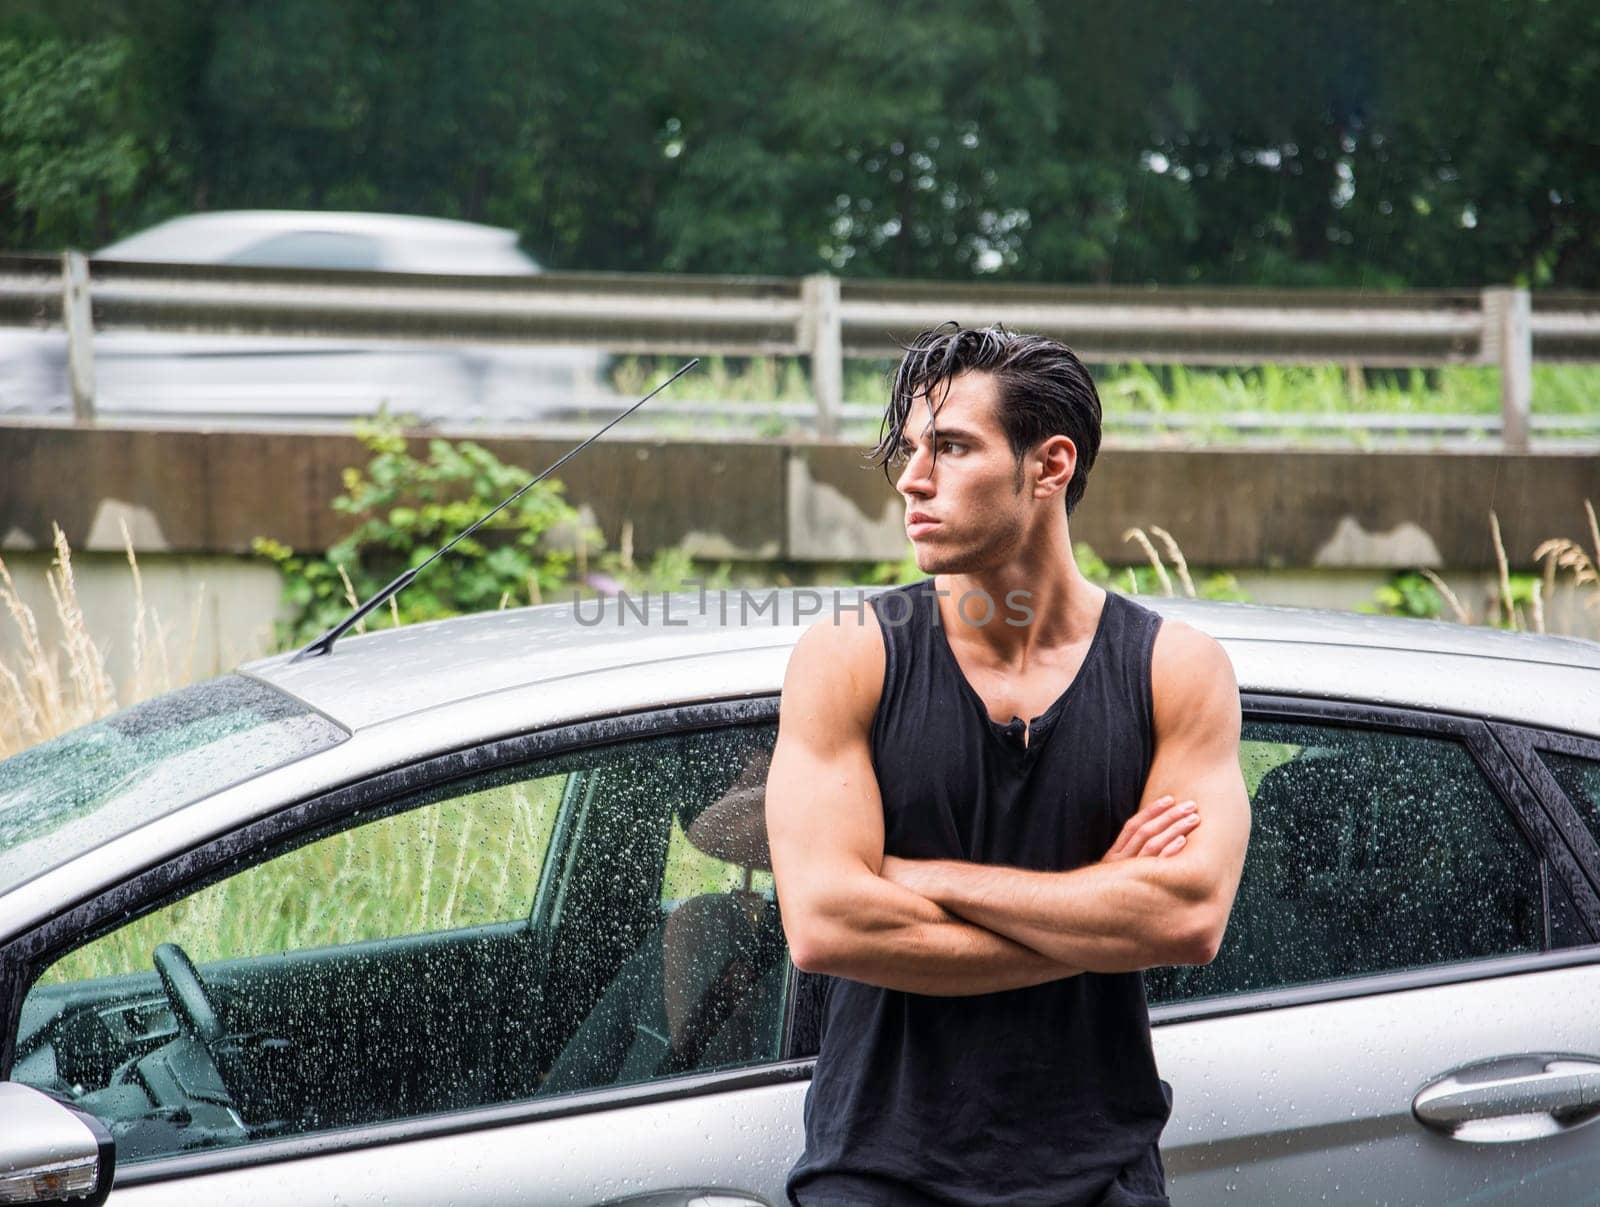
[
  {"xmin": 853, "ymin": 542, "xmax": 923, "ymax": 587},
  {"xmin": 1364, "ymin": 572, "xmax": 1447, "ymax": 621},
  {"xmin": 255, "ymin": 413, "xmax": 592, "ymax": 649},
  {"xmin": 254, "ymin": 414, "xmax": 752, "ymax": 649}
]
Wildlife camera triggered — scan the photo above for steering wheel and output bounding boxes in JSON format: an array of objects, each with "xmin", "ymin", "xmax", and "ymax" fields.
[{"xmin": 153, "ymin": 942, "xmax": 225, "ymax": 1044}]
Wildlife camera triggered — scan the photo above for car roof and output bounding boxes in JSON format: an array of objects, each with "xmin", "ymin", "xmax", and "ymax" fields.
[
  {"xmin": 97, "ymin": 211, "xmax": 532, "ymax": 269},
  {"xmin": 100, "ymin": 209, "xmax": 521, "ymax": 252},
  {"xmin": 244, "ymin": 589, "xmax": 1600, "ymax": 734}
]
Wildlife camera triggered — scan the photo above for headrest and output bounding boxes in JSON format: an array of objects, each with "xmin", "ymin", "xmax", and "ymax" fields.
[{"xmin": 685, "ymin": 746, "xmax": 772, "ymax": 871}]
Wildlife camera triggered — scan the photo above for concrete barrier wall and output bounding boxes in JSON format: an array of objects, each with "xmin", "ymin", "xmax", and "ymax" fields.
[
  {"xmin": 2, "ymin": 421, "xmax": 1597, "ymax": 697},
  {"xmin": 3, "ymin": 420, "xmax": 1596, "ymax": 569}
]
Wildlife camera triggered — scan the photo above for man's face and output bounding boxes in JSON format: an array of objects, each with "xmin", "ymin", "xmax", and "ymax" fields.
[{"xmin": 892, "ymin": 370, "xmax": 1054, "ymax": 575}]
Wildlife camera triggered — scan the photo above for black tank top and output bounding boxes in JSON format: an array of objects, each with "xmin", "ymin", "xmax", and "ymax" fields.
[{"xmin": 787, "ymin": 579, "xmax": 1173, "ymax": 1207}]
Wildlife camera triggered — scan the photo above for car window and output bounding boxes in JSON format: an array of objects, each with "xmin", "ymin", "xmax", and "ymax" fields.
[
  {"xmin": 1538, "ymin": 750, "xmax": 1600, "ymax": 849},
  {"xmin": 224, "ymin": 231, "xmax": 384, "ymax": 270},
  {"xmin": 12, "ymin": 722, "xmax": 785, "ymax": 1167},
  {"xmin": 388, "ymin": 237, "xmax": 541, "ymax": 274},
  {"xmin": 0, "ymin": 676, "xmax": 347, "ymax": 897},
  {"xmin": 1146, "ymin": 719, "xmax": 1543, "ymax": 1007},
  {"xmin": 36, "ymin": 775, "xmax": 565, "ymax": 989}
]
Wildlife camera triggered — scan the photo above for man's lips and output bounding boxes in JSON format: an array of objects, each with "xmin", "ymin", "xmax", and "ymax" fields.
[{"xmin": 906, "ymin": 512, "xmax": 940, "ymax": 537}]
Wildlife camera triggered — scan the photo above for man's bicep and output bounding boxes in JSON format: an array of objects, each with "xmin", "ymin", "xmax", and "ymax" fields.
[
  {"xmin": 767, "ymin": 725, "xmax": 886, "ymax": 885},
  {"xmin": 1141, "ymin": 624, "xmax": 1251, "ymax": 892},
  {"xmin": 766, "ymin": 622, "xmax": 887, "ymax": 896}
]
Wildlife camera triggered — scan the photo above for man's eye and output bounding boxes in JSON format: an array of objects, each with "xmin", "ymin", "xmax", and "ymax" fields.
[{"xmin": 938, "ymin": 441, "xmax": 964, "ymax": 455}]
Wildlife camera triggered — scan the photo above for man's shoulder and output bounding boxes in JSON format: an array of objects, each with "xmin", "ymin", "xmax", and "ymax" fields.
[
  {"xmin": 780, "ymin": 605, "xmax": 889, "ymax": 733},
  {"xmin": 789, "ymin": 603, "xmax": 887, "ymax": 676},
  {"xmin": 1149, "ymin": 615, "xmax": 1239, "ymax": 731}
]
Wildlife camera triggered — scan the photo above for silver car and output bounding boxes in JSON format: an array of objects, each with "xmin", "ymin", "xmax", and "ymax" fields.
[
  {"xmin": 2, "ymin": 592, "xmax": 1599, "ymax": 1205},
  {"xmin": 0, "ymin": 211, "xmax": 606, "ymax": 424}
]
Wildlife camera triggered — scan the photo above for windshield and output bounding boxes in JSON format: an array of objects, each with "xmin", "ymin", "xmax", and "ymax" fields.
[{"xmin": 0, "ymin": 675, "xmax": 347, "ymax": 897}]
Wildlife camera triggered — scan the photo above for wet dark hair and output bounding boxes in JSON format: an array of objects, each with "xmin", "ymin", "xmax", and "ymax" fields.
[{"xmin": 870, "ymin": 322, "xmax": 1103, "ymax": 516}]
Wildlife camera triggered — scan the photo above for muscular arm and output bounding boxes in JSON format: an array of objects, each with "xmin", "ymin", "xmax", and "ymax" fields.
[
  {"xmin": 767, "ymin": 615, "xmax": 1080, "ymax": 996},
  {"xmin": 883, "ymin": 621, "xmax": 1251, "ymax": 973}
]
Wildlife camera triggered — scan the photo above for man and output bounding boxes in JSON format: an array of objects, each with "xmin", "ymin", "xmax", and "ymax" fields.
[{"xmin": 766, "ymin": 324, "xmax": 1251, "ymax": 1206}]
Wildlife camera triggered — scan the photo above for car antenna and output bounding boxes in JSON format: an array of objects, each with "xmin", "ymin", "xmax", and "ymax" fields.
[{"xmin": 290, "ymin": 358, "xmax": 701, "ymax": 663}]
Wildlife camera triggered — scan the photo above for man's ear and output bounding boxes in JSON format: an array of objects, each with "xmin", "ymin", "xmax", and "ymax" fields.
[{"xmin": 1031, "ymin": 435, "xmax": 1077, "ymax": 501}]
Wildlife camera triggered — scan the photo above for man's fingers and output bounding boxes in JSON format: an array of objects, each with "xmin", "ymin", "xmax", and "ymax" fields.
[
  {"xmin": 1112, "ymin": 797, "xmax": 1196, "ymax": 858},
  {"xmin": 1107, "ymin": 794, "xmax": 1176, "ymax": 857},
  {"xmin": 1137, "ymin": 810, "xmax": 1201, "ymax": 857},
  {"xmin": 1107, "ymin": 796, "xmax": 1175, "ymax": 857}
]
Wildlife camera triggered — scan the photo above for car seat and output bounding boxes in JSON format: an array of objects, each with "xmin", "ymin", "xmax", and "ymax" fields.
[{"xmin": 537, "ymin": 743, "xmax": 787, "ymax": 1095}]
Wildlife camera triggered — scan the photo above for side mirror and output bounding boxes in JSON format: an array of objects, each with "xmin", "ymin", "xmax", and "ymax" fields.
[{"xmin": 0, "ymin": 1083, "xmax": 114, "ymax": 1206}]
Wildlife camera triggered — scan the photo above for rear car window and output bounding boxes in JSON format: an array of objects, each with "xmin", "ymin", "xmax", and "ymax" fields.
[
  {"xmin": 0, "ymin": 676, "xmax": 347, "ymax": 896},
  {"xmin": 1539, "ymin": 750, "xmax": 1600, "ymax": 848},
  {"xmin": 224, "ymin": 231, "xmax": 383, "ymax": 270},
  {"xmin": 1146, "ymin": 718, "xmax": 1542, "ymax": 1006}
]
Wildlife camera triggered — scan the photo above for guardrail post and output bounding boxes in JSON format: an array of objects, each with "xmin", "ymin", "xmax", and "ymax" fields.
[
  {"xmin": 62, "ymin": 250, "xmax": 96, "ymax": 423},
  {"xmin": 1482, "ymin": 286, "xmax": 1531, "ymax": 453},
  {"xmin": 801, "ymin": 273, "xmax": 843, "ymax": 438}
]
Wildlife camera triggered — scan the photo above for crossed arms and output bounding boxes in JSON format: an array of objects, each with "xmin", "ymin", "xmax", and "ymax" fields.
[{"xmin": 765, "ymin": 613, "xmax": 1251, "ymax": 996}]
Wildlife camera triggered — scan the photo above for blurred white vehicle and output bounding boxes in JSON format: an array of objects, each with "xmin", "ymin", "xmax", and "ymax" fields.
[
  {"xmin": 97, "ymin": 211, "xmax": 543, "ymax": 275},
  {"xmin": 0, "ymin": 211, "xmax": 608, "ymax": 426}
]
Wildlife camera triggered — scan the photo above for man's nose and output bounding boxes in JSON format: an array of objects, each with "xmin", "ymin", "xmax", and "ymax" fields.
[{"xmin": 897, "ymin": 445, "xmax": 936, "ymax": 496}]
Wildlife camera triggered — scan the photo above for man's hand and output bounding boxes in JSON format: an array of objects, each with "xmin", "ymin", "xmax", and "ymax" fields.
[
  {"xmin": 1102, "ymin": 794, "xmax": 1200, "ymax": 861},
  {"xmin": 882, "ymin": 797, "xmax": 1198, "ymax": 893}
]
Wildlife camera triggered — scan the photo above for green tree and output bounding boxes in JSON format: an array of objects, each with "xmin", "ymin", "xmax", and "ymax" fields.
[
  {"xmin": 3, "ymin": 0, "xmax": 1596, "ymax": 288},
  {"xmin": 0, "ymin": 37, "xmax": 169, "ymax": 248}
]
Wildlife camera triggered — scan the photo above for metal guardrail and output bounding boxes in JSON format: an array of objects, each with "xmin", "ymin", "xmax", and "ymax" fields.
[{"xmin": 3, "ymin": 253, "xmax": 1599, "ymax": 450}]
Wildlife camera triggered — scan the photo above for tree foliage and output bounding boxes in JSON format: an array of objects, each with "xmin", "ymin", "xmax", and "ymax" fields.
[{"xmin": 2, "ymin": 0, "xmax": 1595, "ymax": 287}]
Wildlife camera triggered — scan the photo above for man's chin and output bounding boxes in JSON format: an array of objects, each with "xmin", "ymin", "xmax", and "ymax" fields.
[{"xmin": 913, "ymin": 545, "xmax": 977, "ymax": 576}]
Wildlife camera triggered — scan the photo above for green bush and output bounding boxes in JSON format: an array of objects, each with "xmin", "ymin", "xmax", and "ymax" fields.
[
  {"xmin": 256, "ymin": 414, "xmax": 748, "ymax": 650},
  {"xmin": 255, "ymin": 414, "xmax": 592, "ymax": 649},
  {"xmin": 1363, "ymin": 572, "xmax": 1446, "ymax": 620}
]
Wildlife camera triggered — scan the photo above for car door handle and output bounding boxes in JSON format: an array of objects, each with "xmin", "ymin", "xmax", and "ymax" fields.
[{"xmin": 1413, "ymin": 1053, "xmax": 1600, "ymax": 1142}]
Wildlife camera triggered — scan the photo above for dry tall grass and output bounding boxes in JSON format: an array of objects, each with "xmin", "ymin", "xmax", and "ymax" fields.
[
  {"xmin": 1125, "ymin": 501, "xmax": 1600, "ymax": 636},
  {"xmin": 0, "ymin": 521, "xmax": 203, "ymax": 759},
  {"xmin": 1533, "ymin": 500, "xmax": 1600, "ymax": 633}
]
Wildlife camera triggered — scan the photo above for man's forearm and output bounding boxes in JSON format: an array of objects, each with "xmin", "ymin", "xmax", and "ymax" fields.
[
  {"xmin": 891, "ymin": 858, "xmax": 1212, "ymax": 973},
  {"xmin": 790, "ymin": 873, "xmax": 1081, "ymax": 995}
]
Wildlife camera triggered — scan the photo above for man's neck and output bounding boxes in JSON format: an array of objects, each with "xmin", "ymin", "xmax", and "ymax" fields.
[{"xmin": 932, "ymin": 532, "xmax": 1102, "ymax": 663}]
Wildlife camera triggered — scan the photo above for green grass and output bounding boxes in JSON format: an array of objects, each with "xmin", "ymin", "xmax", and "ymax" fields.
[
  {"xmin": 611, "ymin": 355, "xmax": 1600, "ymax": 442},
  {"xmin": 1101, "ymin": 362, "xmax": 1600, "ymax": 418}
]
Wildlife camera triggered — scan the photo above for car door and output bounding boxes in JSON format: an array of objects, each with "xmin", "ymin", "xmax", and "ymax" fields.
[
  {"xmin": 1148, "ymin": 695, "xmax": 1600, "ymax": 1205},
  {"xmin": 5, "ymin": 700, "xmax": 808, "ymax": 1206}
]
